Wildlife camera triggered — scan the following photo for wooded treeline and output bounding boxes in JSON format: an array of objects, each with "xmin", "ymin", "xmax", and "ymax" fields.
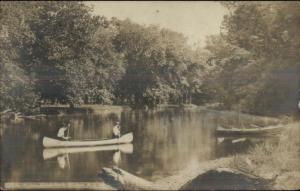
[
  {"xmin": 205, "ymin": 2, "xmax": 300, "ymax": 115},
  {"xmin": 1, "ymin": 1, "xmax": 299, "ymax": 115}
]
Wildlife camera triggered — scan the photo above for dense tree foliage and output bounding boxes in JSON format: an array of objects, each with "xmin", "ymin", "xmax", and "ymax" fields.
[
  {"xmin": 205, "ymin": 2, "xmax": 300, "ymax": 115},
  {"xmin": 0, "ymin": 2, "xmax": 40, "ymax": 114},
  {"xmin": 1, "ymin": 1, "xmax": 298, "ymax": 116},
  {"xmin": 0, "ymin": 1, "xmax": 206, "ymax": 113},
  {"xmin": 113, "ymin": 20, "xmax": 206, "ymax": 106}
]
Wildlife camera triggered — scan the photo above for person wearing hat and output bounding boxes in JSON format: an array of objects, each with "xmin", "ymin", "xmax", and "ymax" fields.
[{"xmin": 113, "ymin": 121, "xmax": 121, "ymax": 138}]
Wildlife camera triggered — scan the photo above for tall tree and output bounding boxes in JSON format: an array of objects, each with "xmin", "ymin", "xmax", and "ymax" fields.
[
  {"xmin": 0, "ymin": 2, "xmax": 40, "ymax": 114},
  {"xmin": 114, "ymin": 20, "xmax": 205, "ymax": 106},
  {"xmin": 205, "ymin": 2, "xmax": 300, "ymax": 115},
  {"xmin": 27, "ymin": 2, "xmax": 103, "ymax": 104}
]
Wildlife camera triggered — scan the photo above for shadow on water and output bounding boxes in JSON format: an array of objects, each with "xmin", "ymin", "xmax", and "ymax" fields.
[{"xmin": 180, "ymin": 170, "xmax": 271, "ymax": 190}]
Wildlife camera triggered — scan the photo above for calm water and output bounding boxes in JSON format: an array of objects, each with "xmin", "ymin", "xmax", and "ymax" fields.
[{"xmin": 1, "ymin": 108, "xmax": 272, "ymax": 184}]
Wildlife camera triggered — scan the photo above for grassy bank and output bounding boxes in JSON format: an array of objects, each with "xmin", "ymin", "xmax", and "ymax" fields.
[
  {"xmin": 41, "ymin": 104, "xmax": 279, "ymax": 118},
  {"xmin": 229, "ymin": 122, "xmax": 300, "ymax": 190}
]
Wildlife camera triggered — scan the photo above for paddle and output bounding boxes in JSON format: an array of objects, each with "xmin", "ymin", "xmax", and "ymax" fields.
[
  {"xmin": 67, "ymin": 154, "xmax": 71, "ymax": 169},
  {"xmin": 66, "ymin": 123, "xmax": 71, "ymax": 140},
  {"xmin": 67, "ymin": 126, "xmax": 70, "ymax": 138}
]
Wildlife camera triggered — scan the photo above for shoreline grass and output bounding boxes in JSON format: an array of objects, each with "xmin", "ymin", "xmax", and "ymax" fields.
[{"xmin": 229, "ymin": 122, "xmax": 300, "ymax": 190}]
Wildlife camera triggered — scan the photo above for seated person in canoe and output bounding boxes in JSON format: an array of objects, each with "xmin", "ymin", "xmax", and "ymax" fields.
[
  {"xmin": 113, "ymin": 121, "xmax": 121, "ymax": 138},
  {"xmin": 57, "ymin": 122, "xmax": 71, "ymax": 140}
]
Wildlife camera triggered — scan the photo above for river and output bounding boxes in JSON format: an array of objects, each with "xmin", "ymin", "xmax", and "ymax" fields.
[{"xmin": 1, "ymin": 108, "xmax": 273, "ymax": 186}]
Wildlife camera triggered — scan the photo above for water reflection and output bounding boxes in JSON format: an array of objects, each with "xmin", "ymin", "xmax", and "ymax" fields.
[
  {"xmin": 113, "ymin": 151, "xmax": 121, "ymax": 165},
  {"xmin": 57, "ymin": 154, "xmax": 70, "ymax": 169},
  {"xmin": 43, "ymin": 144, "xmax": 133, "ymax": 160},
  {"xmin": 43, "ymin": 144, "xmax": 133, "ymax": 170},
  {"xmin": 1, "ymin": 108, "xmax": 277, "ymax": 183}
]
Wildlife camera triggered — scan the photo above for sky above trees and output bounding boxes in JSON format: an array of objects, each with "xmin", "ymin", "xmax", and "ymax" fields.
[{"xmin": 85, "ymin": 1, "xmax": 227, "ymax": 47}]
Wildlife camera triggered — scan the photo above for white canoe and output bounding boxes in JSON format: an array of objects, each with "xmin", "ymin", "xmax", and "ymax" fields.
[
  {"xmin": 43, "ymin": 132, "xmax": 133, "ymax": 148},
  {"xmin": 43, "ymin": 143, "xmax": 133, "ymax": 160}
]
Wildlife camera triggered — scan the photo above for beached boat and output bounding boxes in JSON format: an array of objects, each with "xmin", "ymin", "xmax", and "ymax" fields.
[
  {"xmin": 43, "ymin": 132, "xmax": 133, "ymax": 148},
  {"xmin": 216, "ymin": 125, "xmax": 283, "ymax": 137},
  {"xmin": 43, "ymin": 143, "xmax": 133, "ymax": 160}
]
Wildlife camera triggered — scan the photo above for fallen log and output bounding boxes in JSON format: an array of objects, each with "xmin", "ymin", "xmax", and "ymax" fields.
[
  {"xmin": 101, "ymin": 166, "xmax": 159, "ymax": 190},
  {"xmin": 156, "ymin": 156, "xmax": 234, "ymax": 190},
  {"xmin": 100, "ymin": 157, "xmax": 235, "ymax": 190},
  {"xmin": 179, "ymin": 167, "xmax": 270, "ymax": 190}
]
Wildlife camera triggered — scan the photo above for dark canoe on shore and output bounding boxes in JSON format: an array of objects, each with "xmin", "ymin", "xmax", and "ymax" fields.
[
  {"xmin": 43, "ymin": 132, "xmax": 133, "ymax": 148},
  {"xmin": 216, "ymin": 125, "xmax": 284, "ymax": 137}
]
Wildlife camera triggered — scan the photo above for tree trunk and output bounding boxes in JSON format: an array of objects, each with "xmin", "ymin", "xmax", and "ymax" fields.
[
  {"xmin": 101, "ymin": 167, "xmax": 159, "ymax": 190},
  {"xmin": 100, "ymin": 157, "xmax": 236, "ymax": 190}
]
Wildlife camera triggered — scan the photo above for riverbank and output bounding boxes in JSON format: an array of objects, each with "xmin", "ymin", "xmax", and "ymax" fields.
[
  {"xmin": 101, "ymin": 122, "xmax": 299, "ymax": 190},
  {"xmin": 3, "ymin": 103, "xmax": 295, "ymax": 120},
  {"xmin": 40, "ymin": 104, "xmax": 131, "ymax": 115},
  {"xmin": 228, "ymin": 122, "xmax": 300, "ymax": 190}
]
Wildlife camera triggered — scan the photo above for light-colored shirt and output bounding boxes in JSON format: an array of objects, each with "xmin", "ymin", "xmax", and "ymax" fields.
[
  {"xmin": 113, "ymin": 125, "xmax": 121, "ymax": 137},
  {"xmin": 57, "ymin": 127, "xmax": 67, "ymax": 139}
]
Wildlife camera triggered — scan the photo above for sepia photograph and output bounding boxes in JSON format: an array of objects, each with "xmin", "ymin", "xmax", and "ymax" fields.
[{"xmin": 1, "ymin": 1, "xmax": 300, "ymax": 190}]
